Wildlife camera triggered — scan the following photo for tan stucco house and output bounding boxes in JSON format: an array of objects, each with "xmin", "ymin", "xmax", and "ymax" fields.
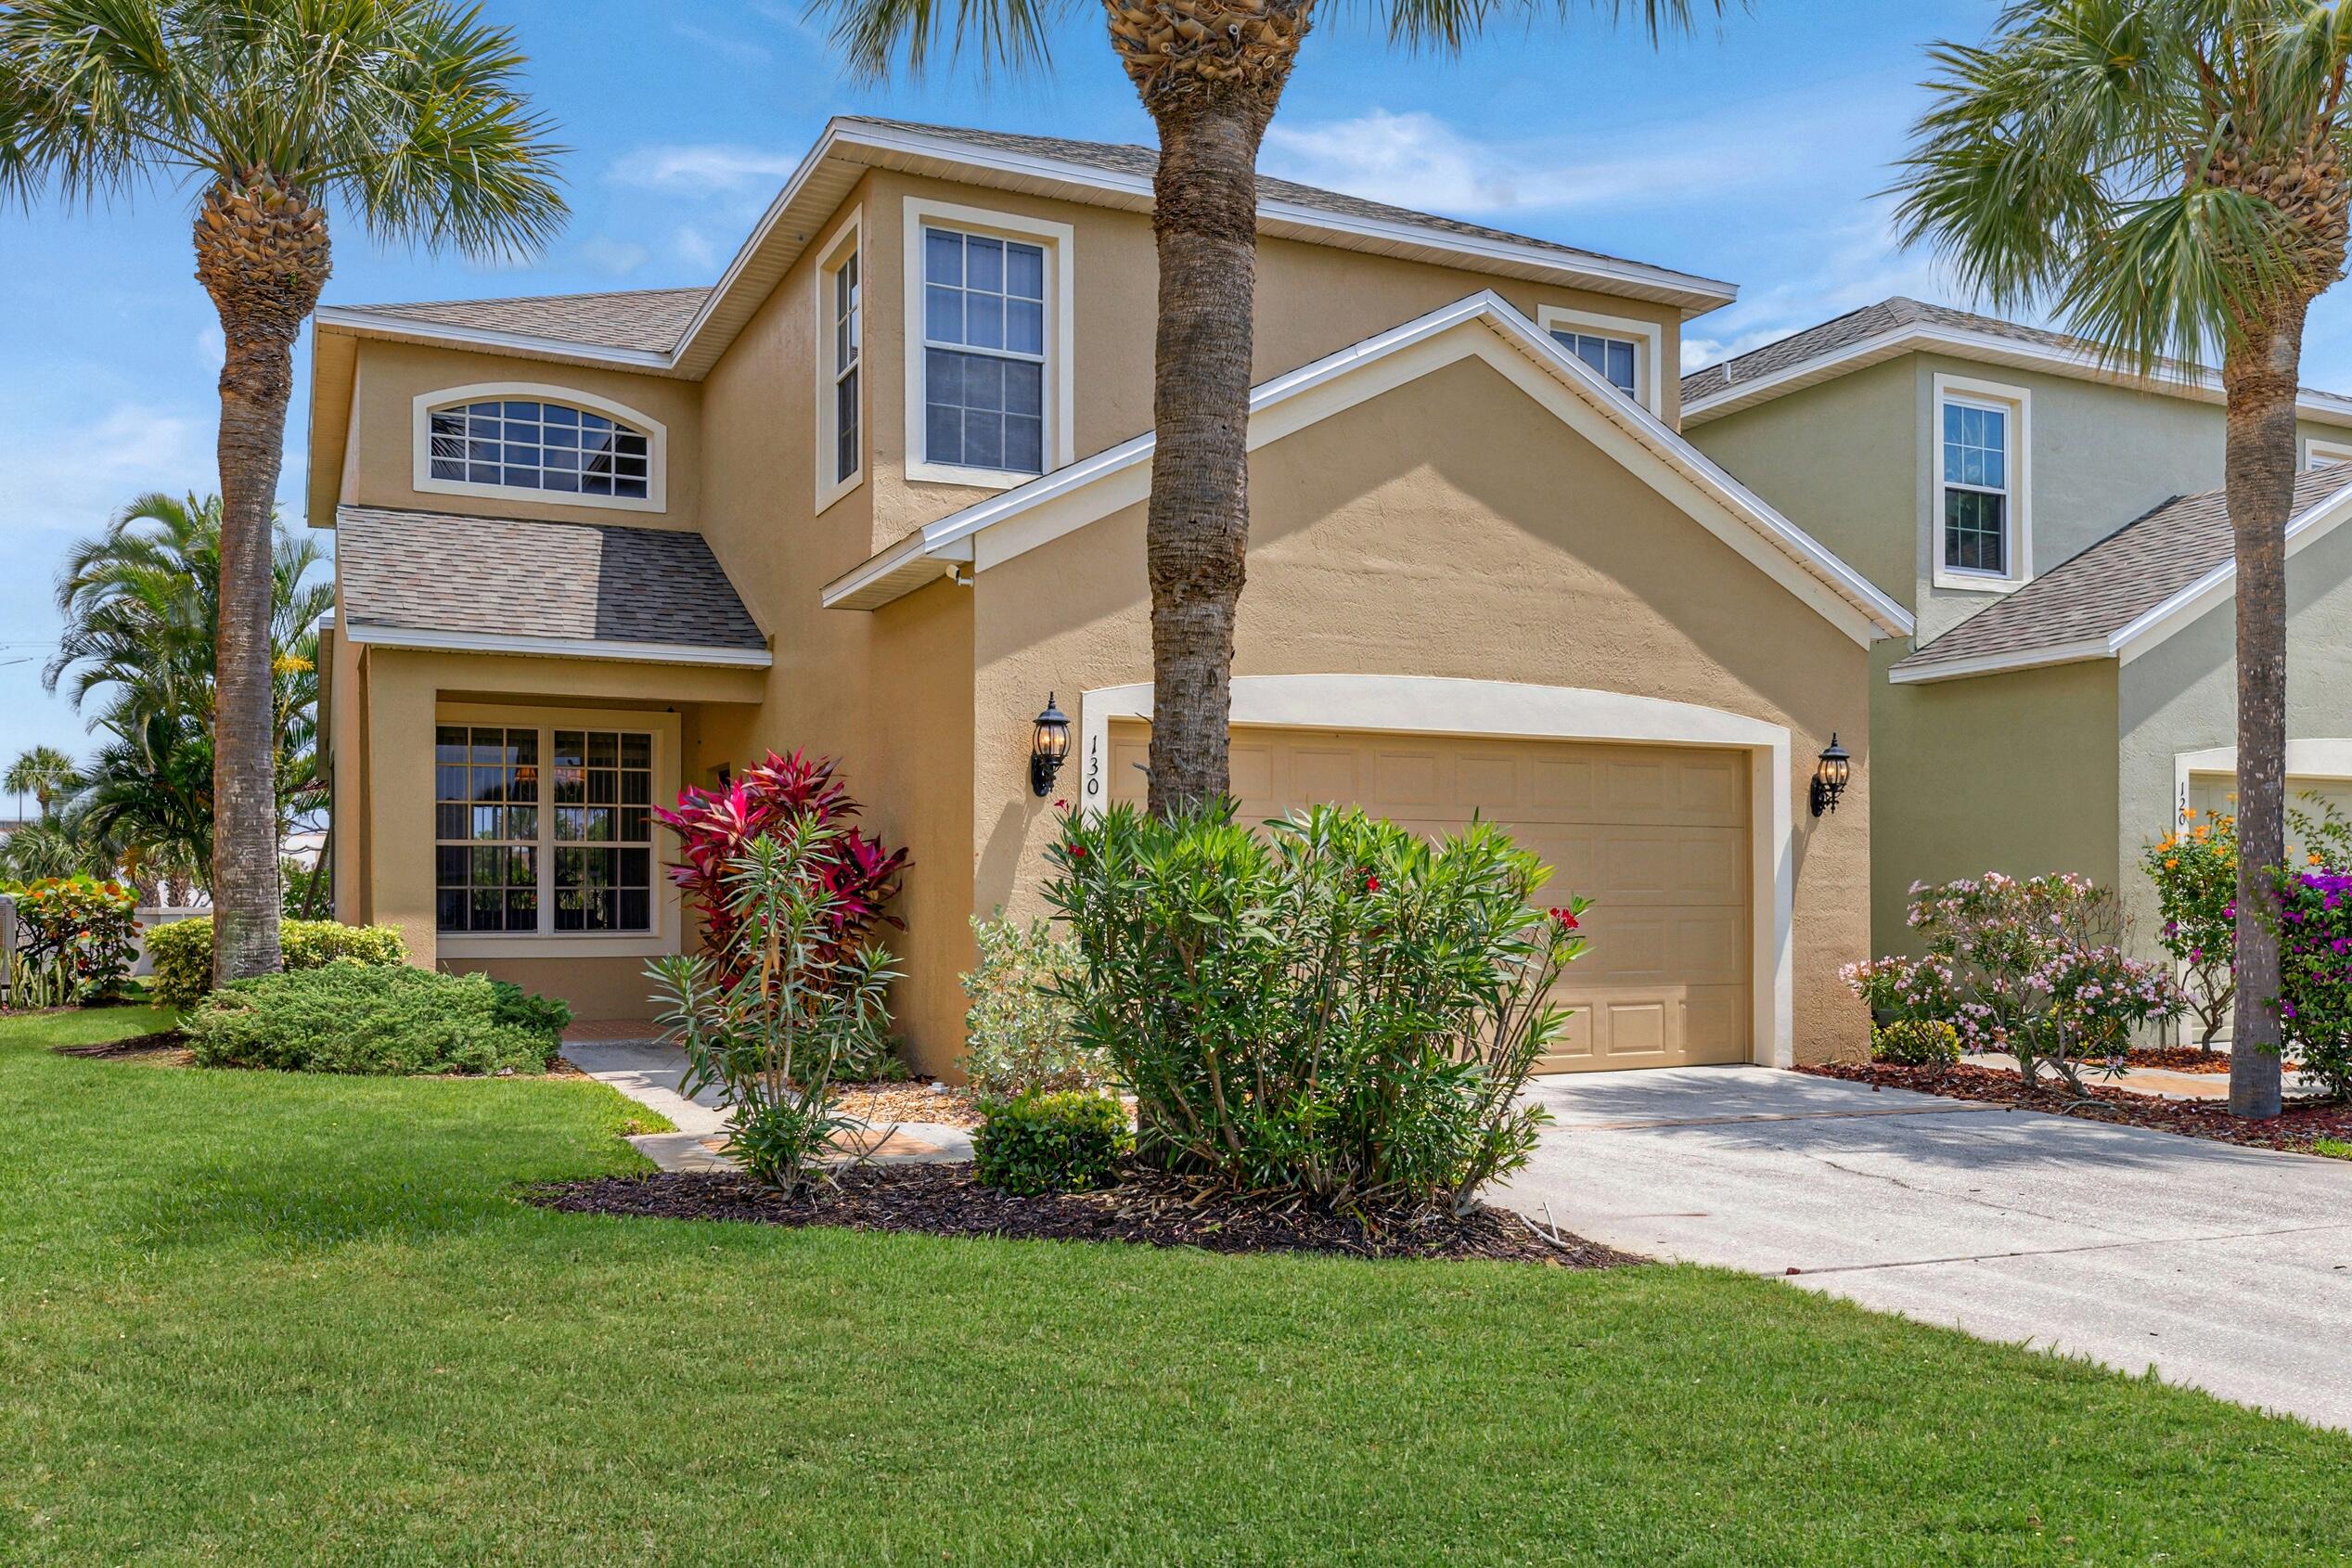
[
  {"xmin": 310, "ymin": 117, "xmax": 1911, "ymax": 1077},
  {"xmin": 1683, "ymin": 298, "xmax": 2352, "ymax": 959}
]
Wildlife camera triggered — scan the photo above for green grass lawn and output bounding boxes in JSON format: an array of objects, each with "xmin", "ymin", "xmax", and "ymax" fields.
[{"xmin": 4, "ymin": 1009, "xmax": 2348, "ymax": 1565}]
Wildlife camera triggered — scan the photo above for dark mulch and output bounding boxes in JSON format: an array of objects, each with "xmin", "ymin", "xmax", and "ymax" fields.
[
  {"xmin": 526, "ymin": 1163, "xmax": 1639, "ymax": 1267},
  {"xmin": 54, "ymin": 1030, "xmax": 190, "ymax": 1060},
  {"xmin": 1802, "ymin": 1060, "xmax": 2352, "ymax": 1153},
  {"xmin": 2122, "ymin": 1046, "xmax": 2233, "ymax": 1074}
]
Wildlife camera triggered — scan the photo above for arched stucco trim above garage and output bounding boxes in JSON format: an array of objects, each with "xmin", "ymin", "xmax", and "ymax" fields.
[{"xmin": 1075, "ymin": 675, "xmax": 1798, "ymax": 1070}]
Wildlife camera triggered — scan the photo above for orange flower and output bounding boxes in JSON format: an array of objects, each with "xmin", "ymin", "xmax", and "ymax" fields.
[{"xmin": 2166, "ymin": 857, "xmax": 2179, "ymax": 870}]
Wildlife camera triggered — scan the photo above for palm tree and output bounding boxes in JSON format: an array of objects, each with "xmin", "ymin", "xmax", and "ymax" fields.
[
  {"xmin": 46, "ymin": 491, "xmax": 334, "ymax": 905},
  {"xmin": 4, "ymin": 745, "xmax": 77, "ymax": 821},
  {"xmin": 0, "ymin": 0, "xmax": 566, "ymax": 985},
  {"xmin": 1893, "ymin": 0, "xmax": 2352, "ymax": 1120},
  {"xmin": 817, "ymin": 0, "xmax": 1721, "ymax": 814}
]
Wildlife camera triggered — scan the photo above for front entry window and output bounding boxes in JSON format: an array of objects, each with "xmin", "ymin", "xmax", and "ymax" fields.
[
  {"xmin": 1941, "ymin": 397, "xmax": 2011, "ymax": 576},
  {"xmin": 436, "ymin": 725, "xmax": 652, "ymax": 935}
]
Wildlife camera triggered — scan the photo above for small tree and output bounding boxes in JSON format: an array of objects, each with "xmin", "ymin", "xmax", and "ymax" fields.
[
  {"xmin": 2142, "ymin": 808, "xmax": 2239, "ymax": 1049},
  {"xmin": 960, "ymin": 913, "xmax": 1105, "ymax": 1099},
  {"xmin": 647, "ymin": 821, "xmax": 900, "ymax": 1191}
]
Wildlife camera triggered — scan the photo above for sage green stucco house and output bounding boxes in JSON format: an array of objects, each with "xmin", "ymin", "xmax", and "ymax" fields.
[{"xmin": 1682, "ymin": 298, "xmax": 2352, "ymax": 958}]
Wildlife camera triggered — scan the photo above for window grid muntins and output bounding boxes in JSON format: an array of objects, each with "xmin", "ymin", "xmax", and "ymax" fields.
[
  {"xmin": 923, "ymin": 226, "xmax": 1047, "ymax": 474},
  {"xmin": 428, "ymin": 400, "xmax": 651, "ymax": 499},
  {"xmin": 436, "ymin": 726, "xmax": 653, "ymax": 936},
  {"xmin": 833, "ymin": 250, "xmax": 861, "ymax": 484},
  {"xmin": 1942, "ymin": 399, "xmax": 2011, "ymax": 576},
  {"xmin": 1552, "ymin": 329, "xmax": 1639, "ymax": 401}
]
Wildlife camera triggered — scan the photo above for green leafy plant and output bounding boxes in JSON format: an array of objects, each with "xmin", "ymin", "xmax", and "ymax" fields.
[
  {"xmin": 11, "ymin": 875, "xmax": 139, "ymax": 1005},
  {"xmin": 972, "ymin": 1090, "xmax": 1133, "ymax": 1196},
  {"xmin": 959, "ymin": 913, "xmax": 1104, "ymax": 1099},
  {"xmin": 1871, "ymin": 1019, "xmax": 1961, "ymax": 1067},
  {"xmin": 2142, "ymin": 808, "xmax": 2239, "ymax": 1048},
  {"xmin": 186, "ymin": 964, "xmax": 561, "ymax": 1075},
  {"xmin": 148, "ymin": 917, "xmax": 406, "ymax": 1009},
  {"xmin": 1044, "ymin": 802, "xmax": 1586, "ymax": 1215},
  {"xmin": 1843, "ymin": 874, "xmax": 2183, "ymax": 1094},
  {"xmin": 647, "ymin": 816, "xmax": 899, "ymax": 1191},
  {"xmin": 2273, "ymin": 869, "xmax": 2352, "ymax": 1102}
]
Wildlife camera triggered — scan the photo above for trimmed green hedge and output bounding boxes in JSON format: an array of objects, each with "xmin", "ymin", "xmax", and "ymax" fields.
[
  {"xmin": 971, "ymin": 1091, "xmax": 1132, "ymax": 1196},
  {"xmin": 148, "ymin": 917, "xmax": 406, "ymax": 1008},
  {"xmin": 186, "ymin": 964, "xmax": 568, "ymax": 1076}
]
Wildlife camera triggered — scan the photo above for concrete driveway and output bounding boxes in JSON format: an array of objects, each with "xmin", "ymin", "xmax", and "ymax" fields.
[{"xmin": 1496, "ymin": 1066, "xmax": 2352, "ymax": 1431}]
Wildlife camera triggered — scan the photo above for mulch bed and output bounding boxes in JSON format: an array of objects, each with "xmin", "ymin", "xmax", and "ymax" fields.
[
  {"xmin": 1801, "ymin": 1060, "xmax": 2352, "ymax": 1154},
  {"xmin": 2121, "ymin": 1046, "xmax": 2233, "ymax": 1074},
  {"xmin": 54, "ymin": 1030, "xmax": 192, "ymax": 1062},
  {"xmin": 833, "ymin": 1078, "xmax": 982, "ymax": 1128},
  {"xmin": 526, "ymin": 1163, "xmax": 1639, "ymax": 1267}
]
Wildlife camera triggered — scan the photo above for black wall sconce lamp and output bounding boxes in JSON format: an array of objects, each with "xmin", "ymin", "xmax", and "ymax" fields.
[
  {"xmin": 1810, "ymin": 734, "xmax": 1852, "ymax": 817},
  {"xmin": 1030, "ymin": 694, "xmax": 1071, "ymax": 797}
]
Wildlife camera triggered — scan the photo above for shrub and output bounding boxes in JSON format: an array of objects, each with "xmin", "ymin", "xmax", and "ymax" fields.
[
  {"xmin": 654, "ymin": 751, "xmax": 906, "ymax": 993},
  {"xmin": 148, "ymin": 917, "xmax": 407, "ymax": 1008},
  {"xmin": 1044, "ymin": 802, "xmax": 1587, "ymax": 1214},
  {"xmin": 972, "ymin": 1090, "xmax": 1132, "ymax": 1195},
  {"xmin": 12, "ymin": 875, "xmax": 139, "ymax": 1005},
  {"xmin": 186, "ymin": 964, "xmax": 562, "ymax": 1075},
  {"xmin": 1842, "ymin": 873, "xmax": 2182, "ymax": 1092},
  {"xmin": 648, "ymin": 816, "xmax": 899, "ymax": 1191},
  {"xmin": 959, "ymin": 914, "xmax": 1105, "ymax": 1098},
  {"xmin": 2141, "ymin": 808, "xmax": 2238, "ymax": 1048},
  {"xmin": 1871, "ymin": 1019, "xmax": 1960, "ymax": 1066},
  {"xmin": 2274, "ymin": 869, "xmax": 2352, "ymax": 1101}
]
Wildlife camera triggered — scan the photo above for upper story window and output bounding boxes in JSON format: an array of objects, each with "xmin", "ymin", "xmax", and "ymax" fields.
[
  {"xmin": 816, "ymin": 214, "xmax": 864, "ymax": 511},
  {"xmin": 1933, "ymin": 374, "xmax": 2032, "ymax": 591},
  {"xmin": 903, "ymin": 198, "xmax": 1074, "ymax": 489},
  {"xmin": 2304, "ymin": 436, "xmax": 2352, "ymax": 469},
  {"xmin": 1535, "ymin": 305, "xmax": 1664, "ymax": 417},
  {"xmin": 413, "ymin": 383, "xmax": 667, "ymax": 513}
]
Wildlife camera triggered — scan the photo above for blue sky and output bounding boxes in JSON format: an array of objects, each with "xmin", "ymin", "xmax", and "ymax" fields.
[{"xmin": 9, "ymin": 0, "xmax": 2352, "ymax": 779}]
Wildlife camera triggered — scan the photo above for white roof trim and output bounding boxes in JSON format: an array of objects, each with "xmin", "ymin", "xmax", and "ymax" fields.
[
  {"xmin": 318, "ymin": 119, "xmax": 1737, "ymax": 378},
  {"xmin": 1891, "ymin": 474, "xmax": 2352, "ymax": 683},
  {"xmin": 1681, "ymin": 320, "xmax": 2352, "ymax": 430},
  {"xmin": 342, "ymin": 620, "xmax": 773, "ymax": 668},
  {"xmin": 821, "ymin": 290, "xmax": 1913, "ymax": 647}
]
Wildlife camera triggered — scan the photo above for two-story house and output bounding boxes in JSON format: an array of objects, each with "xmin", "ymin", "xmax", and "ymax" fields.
[
  {"xmin": 1683, "ymin": 297, "xmax": 2352, "ymax": 957},
  {"xmin": 308, "ymin": 116, "xmax": 1911, "ymax": 1077}
]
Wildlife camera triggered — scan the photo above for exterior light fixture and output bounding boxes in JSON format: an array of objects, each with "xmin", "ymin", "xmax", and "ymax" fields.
[
  {"xmin": 1810, "ymin": 734, "xmax": 1852, "ymax": 818},
  {"xmin": 1030, "ymin": 694, "xmax": 1071, "ymax": 797}
]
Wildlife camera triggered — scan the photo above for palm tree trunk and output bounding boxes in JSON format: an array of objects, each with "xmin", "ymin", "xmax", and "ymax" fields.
[
  {"xmin": 1143, "ymin": 103, "xmax": 1267, "ymax": 816},
  {"xmin": 210, "ymin": 315, "xmax": 294, "ymax": 985},
  {"xmin": 2220, "ymin": 308, "xmax": 2305, "ymax": 1120}
]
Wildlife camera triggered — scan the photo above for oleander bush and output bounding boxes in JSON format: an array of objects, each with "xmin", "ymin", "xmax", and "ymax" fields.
[
  {"xmin": 1871, "ymin": 1018, "xmax": 1961, "ymax": 1067},
  {"xmin": 959, "ymin": 913, "xmax": 1105, "ymax": 1099},
  {"xmin": 1044, "ymin": 802, "xmax": 1587, "ymax": 1214},
  {"xmin": 2275, "ymin": 869, "xmax": 2352, "ymax": 1101},
  {"xmin": 2141, "ymin": 808, "xmax": 2239, "ymax": 1048},
  {"xmin": 971, "ymin": 1090, "xmax": 1132, "ymax": 1195},
  {"xmin": 186, "ymin": 963, "xmax": 565, "ymax": 1075},
  {"xmin": 148, "ymin": 916, "xmax": 406, "ymax": 1008}
]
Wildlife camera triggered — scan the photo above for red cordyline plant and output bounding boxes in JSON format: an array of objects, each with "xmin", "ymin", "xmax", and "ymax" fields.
[{"xmin": 653, "ymin": 752, "xmax": 906, "ymax": 985}]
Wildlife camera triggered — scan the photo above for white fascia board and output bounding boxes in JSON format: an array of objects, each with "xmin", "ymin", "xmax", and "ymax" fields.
[
  {"xmin": 1886, "ymin": 637, "xmax": 2114, "ymax": 685},
  {"xmin": 342, "ymin": 620, "xmax": 773, "ymax": 668},
  {"xmin": 829, "ymin": 290, "xmax": 1912, "ymax": 645},
  {"xmin": 2111, "ymin": 474, "xmax": 2352, "ymax": 663},
  {"xmin": 1681, "ymin": 322, "xmax": 2352, "ymax": 429}
]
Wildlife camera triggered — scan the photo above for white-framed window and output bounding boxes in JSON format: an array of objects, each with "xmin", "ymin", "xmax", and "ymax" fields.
[
  {"xmin": 1536, "ymin": 304, "xmax": 1664, "ymax": 417},
  {"xmin": 412, "ymin": 382, "xmax": 668, "ymax": 513},
  {"xmin": 902, "ymin": 197, "xmax": 1075, "ymax": 489},
  {"xmin": 434, "ymin": 723, "xmax": 655, "ymax": 937},
  {"xmin": 816, "ymin": 212, "xmax": 863, "ymax": 511},
  {"xmin": 1932, "ymin": 373, "xmax": 2032, "ymax": 591},
  {"xmin": 2303, "ymin": 435, "xmax": 2352, "ymax": 470}
]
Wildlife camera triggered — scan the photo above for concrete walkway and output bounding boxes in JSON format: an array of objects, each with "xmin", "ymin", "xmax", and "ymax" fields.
[
  {"xmin": 559, "ymin": 1033, "xmax": 974, "ymax": 1173},
  {"xmin": 1496, "ymin": 1065, "xmax": 2352, "ymax": 1432}
]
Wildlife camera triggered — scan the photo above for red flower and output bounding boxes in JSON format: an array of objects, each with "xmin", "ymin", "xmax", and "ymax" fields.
[
  {"xmin": 1363, "ymin": 874, "xmax": 1380, "ymax": 893},
  {"xmin": 1070, "ymin": 843, "xmax": 1088, "ymax": 859},
  {"xmin": 1549, "ymin": 906, "xmax": 1580, "ymax": 931},
  {"xmin": 1053, "ymin": 799, "xmax": 1068, "ymax": 810}
]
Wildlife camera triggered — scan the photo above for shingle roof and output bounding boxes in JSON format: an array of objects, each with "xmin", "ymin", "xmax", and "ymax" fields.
[
  {"xmin": 842, "ymin": 116, "xmax": 1722, "ymax": 290},
  {"xmin": 1679, "ymin": 298, "xmax": 2093, "ymax": 405},
  {"xmin": 346, "ymin": 287, "xmax": 711, "ymax": 354},
  {"xmin": 335, "ymin": 505, "xmax": 766, "ymax": 657},
  {"xmin": 1894, "ymin": 467, "xmax": 2352, "ymax": 674}
]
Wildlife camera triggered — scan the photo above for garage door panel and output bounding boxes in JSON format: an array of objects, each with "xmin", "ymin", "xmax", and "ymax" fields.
[{"xmin": 1105, "ymin": 720, "xmax": 1751, "ymax": 1072}]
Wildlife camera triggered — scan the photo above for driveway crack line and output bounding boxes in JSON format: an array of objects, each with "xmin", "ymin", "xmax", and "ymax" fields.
[{"xmin": 1788, "ymin": 1220, "xmax": 2352, "ymax": 1277}]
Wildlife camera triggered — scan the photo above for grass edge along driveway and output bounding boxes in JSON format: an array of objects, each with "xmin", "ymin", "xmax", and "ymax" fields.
[{"xmin": 3, "ymin": 1005, "xmax": 2348, "ymax": 1565}]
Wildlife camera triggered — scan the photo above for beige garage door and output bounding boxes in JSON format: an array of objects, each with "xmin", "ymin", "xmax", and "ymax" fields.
[
  {"xmin": 1108, "ymin": 722, "xmax": 1753, "ymax": 1073},
  {"xmin": 2189, "ymin": 774, "xmax": 2352, "ymax": 849}
]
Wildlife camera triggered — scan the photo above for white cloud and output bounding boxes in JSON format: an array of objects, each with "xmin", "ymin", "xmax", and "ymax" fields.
[
  {"xmin": 197, "ymin": 325, "xmax": 225, "ymax": 370},
  {"xmin": 610, "ymin": 143, "xmax": 800, "ymax": 196},
  {"xmin": 0, "ymin": 402, "xmax": 211, "ymax": 536},
  {"xmin": 673, "ymin": 226, "xmax": 722, "ymax": 270},
  {"xmin": 672, "ymin": 20, "xmax": 773, "ymax": 66},
  {"xmin": 577, "ymin": 236, "xmax": 651, "ymax": 276},
  {"xmin": 1677, "ymin": 199, "xmax": 1968, "ymax": 372}
]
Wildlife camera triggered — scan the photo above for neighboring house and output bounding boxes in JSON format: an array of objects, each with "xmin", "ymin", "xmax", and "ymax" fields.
[
  {"xmin": 309, "ymin": 116, "xmax": 1910, "ymax": 1077},
  {"xmin": 1683, "ymin": 297, "xmax": 2352, "ymax": 958}
]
